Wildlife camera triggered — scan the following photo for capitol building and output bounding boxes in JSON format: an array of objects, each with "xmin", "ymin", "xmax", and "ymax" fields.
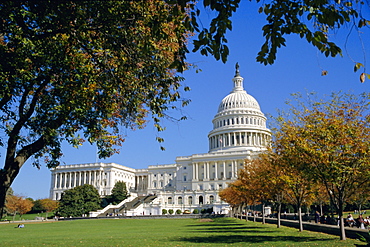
[{"xmin": 49, "ymin": 65, "xmax": 271, "ymax": 216}]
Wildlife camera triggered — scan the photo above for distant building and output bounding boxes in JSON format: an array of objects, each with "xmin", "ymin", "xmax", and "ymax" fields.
[{"xmin": 50, "ymin": 64, "xmax": 271, "ymax": 216}]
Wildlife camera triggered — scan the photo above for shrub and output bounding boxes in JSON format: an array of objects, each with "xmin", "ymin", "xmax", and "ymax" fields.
[
  {"xmin": 176, "ymin": 209, "xmax": 182, "ymax": 215},
  {"xmin": 201, "ymin": 208, "xmax": 206, "ymax": 214},
  {"xmin": 162, "ymin": 209, "xmax": 167, "ymax": 215},
  {"xmin": 193, "ymin": 209, "xmax": 199, "ymax": 214},
  {"xmin": 168, "ymin": 209, "xmax": 174, "ymax": 215}
]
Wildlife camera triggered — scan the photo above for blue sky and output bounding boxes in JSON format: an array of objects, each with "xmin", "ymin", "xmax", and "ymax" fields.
[{"xmin": 9, "ymin": 2, "xmax": 370, "ymax": 199}]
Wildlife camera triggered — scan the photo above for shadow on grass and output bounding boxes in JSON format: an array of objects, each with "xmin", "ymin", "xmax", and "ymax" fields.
[
  {"xmin": 176, "ymin": 218, "xmax": 340, "ymax": 245},
  {"xmin": 186, "ymin": 226, "xmax": 273, "ymax": 233},
  {"xmin": 186, "ymin": 223, "xmax": 246, "ymax": 227},
  {"xmin": 174, "ymin": 234, "xmax": 335, "ymax": 244}
]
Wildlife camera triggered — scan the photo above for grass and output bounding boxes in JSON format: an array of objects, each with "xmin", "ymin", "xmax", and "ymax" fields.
[
  {"xmin": 0, "ymin": 217, "xmax": 366, "ymax": 246},
  {"xmin": 2, "ymin": 212, "xmax": 55, "ymax": 221}
]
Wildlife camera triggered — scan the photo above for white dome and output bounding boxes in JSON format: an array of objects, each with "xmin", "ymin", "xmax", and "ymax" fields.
[
  {"xmin": 218, "ymin": 91, "xmax": 260, "ymax": 112},
  {"xmin": 208, "ymin": 63, "xmax": 271, "ymax": 153}
]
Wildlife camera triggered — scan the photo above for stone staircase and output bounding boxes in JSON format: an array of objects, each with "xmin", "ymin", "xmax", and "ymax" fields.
[
  {"xmin": 92, "ymin": 195, "xmax": 157, "ymax": 217},
  {"xmin": 124, "ymin": 195, "xmax": 157, "ymax": 211}
]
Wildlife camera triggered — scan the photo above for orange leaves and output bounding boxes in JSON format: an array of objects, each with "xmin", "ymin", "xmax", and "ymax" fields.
[
  {"xmin": 5, "ymin": 195, "xmax": 34, "ymax": 216},
  {"xmin": 39, "ymin": 198, "xmax": 59, "ymax": 213}
]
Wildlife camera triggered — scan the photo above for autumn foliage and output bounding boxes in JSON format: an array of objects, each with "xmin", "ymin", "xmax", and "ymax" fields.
[{"xmin": 5, "ymin": 195, "xmax": 34, "ymax": 219}]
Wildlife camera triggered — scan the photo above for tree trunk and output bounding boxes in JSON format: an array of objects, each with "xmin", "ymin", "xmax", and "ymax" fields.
[
  {"xmin": 298, "ymin": 206, "xmax": 303, "ymax": 232},
  {"xmin": 320, "ymin": 203, "xmax": 323, "ymax": 216},
  {"xmin": 245, "ymin": 202, "xmax": 248, "ymax": 221},
  {"xmin": 239, "ymin": 204, "xmax": 242, "ymax": 220},
  {"xmin": 0, "ymin": 184, "xmax": 8, "ymax": 219},
  {"xmin": 277, "ymin": 203, "xmax": 281, "ymax": 228},
  {"xmin": 0, "ymin": 165, "xmax": 20, "ymax": 218},
  {"xmin": 12, "ymin": 212, "xmax": 16, "ymax": 222},
  {"xmin": 0, "ymin": 134, "xmax": 48, "ymax": 218},
  {"xmin": 253, "ymin": 203, "xmax": 256, "ymax": 222},
  {"xmin": 338, "ymin": 208, "xmax": 346, "ymax": 240},
  {"xmin": 262, "ymin": 202, "xmax": 265, "ymax": 224}
]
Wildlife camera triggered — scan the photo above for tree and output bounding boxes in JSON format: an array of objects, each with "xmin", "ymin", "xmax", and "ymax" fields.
[
  {"xmin": 219, "ymin": 180, "xmax": 247, "ymax": 219},
  {"xmin": 0, "ymin": 0, "xmax": 195, "ymax": 218},
  {"xmin": 274, "ymin": 92, "xmax": 370, "ymax": 240},
  {"xmin": 249, "ymin": 153, "xmax": 287, "ymax": 228},
  {"xmin": 57, "ymin": 184, "xmax": 100, "ymax": 217},
  {"xmin": 276, "ymin": 154, "xmax": 317, "ymax": 232},
  {"xmin": 107, "ymin": 181, "xmax": 129, "ymax": 205},
  {"xmin": 39, "ymin": 198, "xmax": 59, "ymax": 219},
  {"xmin": 238, "ymin": 158, "xmax": 273, "ymax": 224},
  {"xmin": 5, "ymin": 195, "xmax": 34, "ymax": 221}
]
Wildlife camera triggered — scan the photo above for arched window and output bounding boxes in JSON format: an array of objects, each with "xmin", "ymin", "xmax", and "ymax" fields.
[
  {"xmin": 178, "ymin": 197, "xmax": 183, "ymax": 205},
  {"xmin": 168, "ymin": 197, "xmax": 173, "ymax": 204},
  {"xmin": 199, "ymin": 196, "xmax": 204, "ymax": 205},
  {"xmin": 153, "ymin": 181, "xmax": 157, "ymax": 188},
  {"xmin": 210, "ymin": 195, "xmax": 214, "ymax": 204},
  {"xmin": 188, "ymin": 196, "xmax": 193, "ymax": 205}
]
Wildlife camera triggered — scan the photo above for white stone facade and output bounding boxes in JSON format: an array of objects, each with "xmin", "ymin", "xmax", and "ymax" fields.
[
  {"xmin": 50, "ymin": 65, "xmax": 271, "ymax": 215},
  {"xmin": 50, "ymin": 163, "xmax": 135, "ymax": 200}
]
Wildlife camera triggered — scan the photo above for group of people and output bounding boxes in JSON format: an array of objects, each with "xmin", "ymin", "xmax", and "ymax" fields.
[
  {"xmin": 314, "ymin": 211, "xmax": 370, "ymax": 228},
  {"xmin": 314, "ymin": 211, "xmax": 336, "ymax": 225},
  {"xmin": 345, "ymin": 213, "xmax": 370, "ymax": 229}
]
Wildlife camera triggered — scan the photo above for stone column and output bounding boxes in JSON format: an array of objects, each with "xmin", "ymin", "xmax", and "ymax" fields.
[
  {"xmin": 192, "ymin": 163, "xmax": 196, "ymax": 180},
  {"xmin": 231, "ymin": 161, "xmax": 235, "ymax": 178},
  {"xmin": 72, "ymin": 172, "xmax": 76, "ymax": 188},
  {"xmin": 93, "ymin": 170, "xmax": 97, "ymax": 186},
  {"xmin": 223, "ymin": 161, "xmax": 226, "ymax": 179},
  {"xmin": 63, "ymin": 173, "xmax": 67, "ymax": 188},
  {"xmin": 214, "ymin": 162, "xmax": 218, "ymax": 180},
  {"xmin": 54, "ymin": 173, "xmax": 58, "ymax": 188},
  {"xmin": 206, "ymin": 162, "xmax": 210, "ymax": 180},
  {"xmin": 195, "ymin": 163, "xmax": 198, "ymax": 180}
]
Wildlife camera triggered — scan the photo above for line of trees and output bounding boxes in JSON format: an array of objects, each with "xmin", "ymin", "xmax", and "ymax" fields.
[
  {"xmin": 2, "ymin": 181, "xmax": 129, "ymax": 220},
  {"xmin": 220, "ymin": 92, "xmax": 370, "ymax": 241},
  {"xmin": 3, "ymin": 190, "xmax": 59, "ymax": 221}
]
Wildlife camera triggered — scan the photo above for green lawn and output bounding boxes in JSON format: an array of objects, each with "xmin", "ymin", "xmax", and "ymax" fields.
[
  {"xmin": 0, "ymin": 217, "xmax": 366, "ymax": 246},
  {"xmin": 2, "ymin": 212, "xmax": 55, "ymax": 221}
]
